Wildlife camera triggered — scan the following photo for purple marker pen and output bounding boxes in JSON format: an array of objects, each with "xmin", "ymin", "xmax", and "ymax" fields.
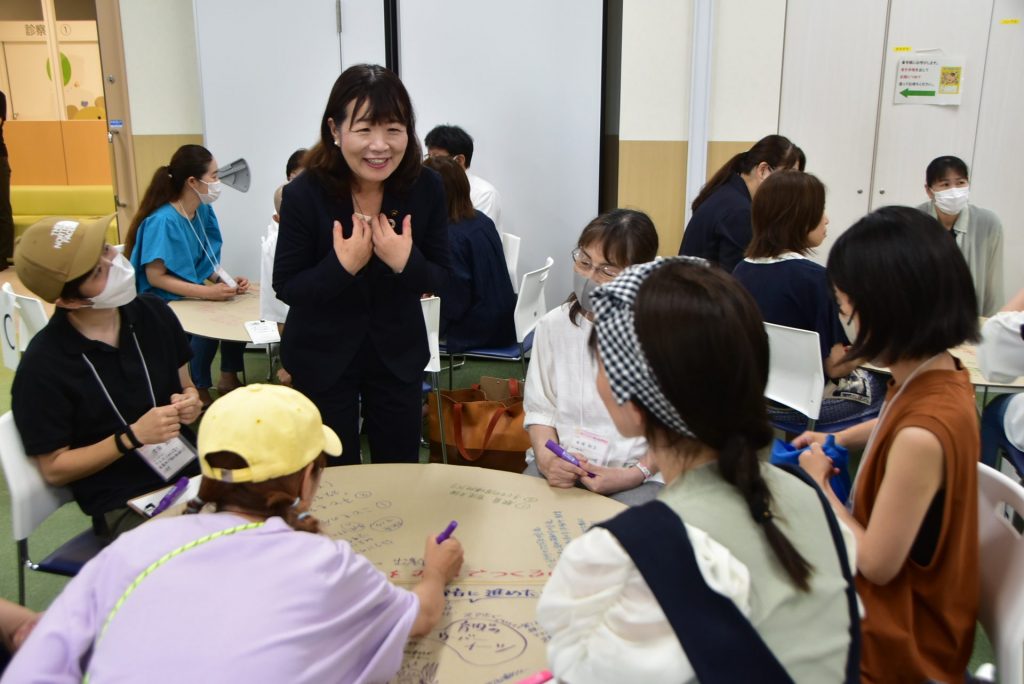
[
  {"xmin": 545, "ymin": 440, "xmax": 596, "ymax": 478},
  {"xmin": 436, "ymin": 520, "xmax": 458, "ymax": 543},
  {"xmin": 149, "ymin": 476, "xmax": 190, "ymax": 517}
]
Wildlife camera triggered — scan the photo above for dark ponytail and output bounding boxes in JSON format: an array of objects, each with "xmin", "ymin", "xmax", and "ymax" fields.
[
  {"xmin": 691, "ymin": 134, "xmax": 806, "ymax": 213},
  {"xmin": 630, "ymin": 261, "xmax": 815, "ymax": 592},
  {"xmin": 124, "ymin": 144, "xmax": 213, "ymax": 259},
  {"xmin": 717, "ymin": 434, "xmax": 813, "ymax": 591}
]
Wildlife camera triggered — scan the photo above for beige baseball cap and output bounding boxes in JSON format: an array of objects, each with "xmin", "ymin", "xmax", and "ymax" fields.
[
  {"xmin": 14, "ymin": 215, "xmax": 113, "ymax": 303},
  {"xmin": 198, "ymin": 384, "xmax": 342, "ymax": 484}
]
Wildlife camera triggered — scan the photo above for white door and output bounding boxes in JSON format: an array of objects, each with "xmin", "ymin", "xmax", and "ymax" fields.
[
  {"xmin": 4, "ymin": 42, "xmax": 59, "ymax": 120},
  {"xmin": 971, "ymin": 0, "xmax": 1024, "ymax": 301},
  {"xmin": 871, "ymin": 0, "xmax": 995, "ymax": 210},
  {"xmin": 399, "ymin": 0, "xmax": 603, "ymax": 305},
  {"xmin": 778, "ymin": 0, "xmax": 889, "ymax": 261},
  {"xmin": 193, "ymin": 0, "xmax": 343, "ymax": 280}
]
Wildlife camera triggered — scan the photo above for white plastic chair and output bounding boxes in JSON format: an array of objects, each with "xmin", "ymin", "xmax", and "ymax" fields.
[
  {"xmin": 1, "ymin": 283, "xmax": 49, "ymax": 371},
  {"xmin": 763, "ymin": 322, "xmax": 824, "ymax": 431},
  {"xmin": 501, "ymin": 232, "xmax": 522, "ymax": 294},
  {"xmin": 976, "ymin": 462, "xmax": 1024, "ymax": 684},
  {"xmin": 442, "ymin": 257, "xmax": 554, "ymax": 385},
  {"xmin": 0, "ymin": 412, "xmax": 106, "ymax": 604},
  {"xmin": 420, "ymin": 296, "xmax": 447, "ymax": 464}
]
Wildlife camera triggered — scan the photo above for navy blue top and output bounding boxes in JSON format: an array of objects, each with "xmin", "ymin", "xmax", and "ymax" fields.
[
  {"xmin": 438, "ymin": 211, "xmax": 516, "ymax": 352},
  {"xmin": 732, "ymin": 257, "xmax": 848, "ymax": 362},
  {"xmin": 678, "ymin": 173, "xmax": 752, "ymax": 272}
]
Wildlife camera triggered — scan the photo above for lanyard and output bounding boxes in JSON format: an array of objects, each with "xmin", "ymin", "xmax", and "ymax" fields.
[
  {"xmin": 849, "ymin": 352, "xmax": 946, "ymax": 510},
  {"xmin": 82, "ymin": 521, "xmax": 265, "ymax": 684},
  {"xmin": 176, "ymin": 202, "xmax": 220, "ymax": 277},
  {"xmin": 81, "ymin": 330, "xmax": 157, "ymax": 428}
]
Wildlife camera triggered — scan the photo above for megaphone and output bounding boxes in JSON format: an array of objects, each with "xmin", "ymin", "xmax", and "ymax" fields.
[{"xmin": 216, "ymin": 158, "xmax": 251, "ymax": 193}]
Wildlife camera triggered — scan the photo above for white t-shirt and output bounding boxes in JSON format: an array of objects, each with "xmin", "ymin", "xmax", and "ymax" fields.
[
  {"xmin": 523, "ymin": 303, "xmax": 650, "ymax": 471},
  {"xmin": 978, "ymin": 312, "xmax": 1024, "ymax": 449},
  {"xmin": 467, "ymin": 170, "xmax": 503, "ymax": 235}
]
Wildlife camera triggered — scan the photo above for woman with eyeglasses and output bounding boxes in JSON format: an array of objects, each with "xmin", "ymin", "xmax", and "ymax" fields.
[
  {"xmin": 678, "ymin": 134, "xmax": 805, "ymax": 272},
  {"xmin": 124, "ymin": 144, "xmax": 249, "ymax": 407},
  {"xmin": 523, "ymin": 209, "xmax": 661, "ymax": 505},
  {"xmin": 916, "ymin": 155, "xmax": 1004, "ymax": 315}
]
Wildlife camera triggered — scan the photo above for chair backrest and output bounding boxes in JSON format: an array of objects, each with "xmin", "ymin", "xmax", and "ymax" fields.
[
  {"xmin": 978, "ymin": 462, "xmax": 1024, "ymax": 684},
  {"xmin": 763, "ymin": 322, "xmax": 824, "ymax": 421},
  {"xmin": 420, "ymin": 296, "xmax": 441, "ymax": 373},
  {"xmin": 513, "ymin": 257, "xmax": 554, "ymax": 342},
  {"xmin": 500, "ymin": 232, "xmax": 522, "ymax": 293},
  {"xmin": 0, "ymin": 283, "xmax": 49, "ymax": 371},
  {"xmin": 0, "ymin": 412, "xmax": 72, "ymax": 542}
]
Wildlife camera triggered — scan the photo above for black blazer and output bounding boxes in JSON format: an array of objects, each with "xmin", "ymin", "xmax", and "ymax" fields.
[{"xmin": 273, "ymin": 168, "xmax": 451, "ymax": 391}]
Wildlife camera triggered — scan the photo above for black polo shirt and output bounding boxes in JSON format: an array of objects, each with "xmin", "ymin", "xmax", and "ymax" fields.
[
  {"xmin": 678, "ymin": 172, "xmax": 753, "ymax": 272},
  {"xmin": 11, "ymin": 294, "xmax": 198, "ymax": 516}
]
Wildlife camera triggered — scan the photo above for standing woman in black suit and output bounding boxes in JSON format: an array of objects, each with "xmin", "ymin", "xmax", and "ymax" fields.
[{"xmin": 273, "ymin": 64, "xmax": 450, "ymax": 466}]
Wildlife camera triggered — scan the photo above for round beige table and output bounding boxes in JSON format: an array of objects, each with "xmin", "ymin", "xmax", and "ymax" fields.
[
  {"xmin": 166, "ymin": 287, "xmax": 262, "ymax": 343},
  {"xmin": 311, "ymin": 463, "xmax": 627, "ymax": 684}
]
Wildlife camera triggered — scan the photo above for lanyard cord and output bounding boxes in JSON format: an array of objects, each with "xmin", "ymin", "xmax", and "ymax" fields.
[
  {"xmin": 81, "ymin": 330, "xmax": 157, "ymax": 427},
  {"xmin": 81, "ymin": 521, "xmax": 265, "ymax": 684},
  {"xmin": 175, "ymin": 202, "xmax": 220, "ymax": 276}
]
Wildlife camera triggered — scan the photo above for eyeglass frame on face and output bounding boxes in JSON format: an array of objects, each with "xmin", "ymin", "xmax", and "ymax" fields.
[{"xmin": 571, "ymin": 247, "xmax": 622, "ymax": 282}]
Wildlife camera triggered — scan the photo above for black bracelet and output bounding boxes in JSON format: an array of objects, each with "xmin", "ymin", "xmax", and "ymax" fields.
[
  {"xmin": 124, "ymin": 425, "xmax": 144, "ymax": 449},
  {"xmin": 114, "ymin": 429, "xmax": 130, "ymax": 454}
]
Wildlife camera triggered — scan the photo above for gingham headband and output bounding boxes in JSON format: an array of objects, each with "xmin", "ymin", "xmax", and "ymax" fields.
[{"xmin": 590, "ymin": 256, "xmax": 711, "ymax": 438}]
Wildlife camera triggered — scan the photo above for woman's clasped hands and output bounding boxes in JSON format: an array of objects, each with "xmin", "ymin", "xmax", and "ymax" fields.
[{"xmin": 333, "ymin": 213, "xmax": 413, "ymax": 275}]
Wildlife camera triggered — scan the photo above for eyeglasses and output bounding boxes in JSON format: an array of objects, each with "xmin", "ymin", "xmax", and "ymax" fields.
[{"xmin": 571, "ymin": 248, "xmax": 622, "ymax": 281}]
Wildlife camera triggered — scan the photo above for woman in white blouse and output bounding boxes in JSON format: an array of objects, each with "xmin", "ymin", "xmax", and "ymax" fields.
[
  {"xmin": 523, "ymin": 209, "xmax": 660, "ymax": 505},
  {"xmin": 537, "ymin": 257, "xmax": 859, "ymax": 684}
]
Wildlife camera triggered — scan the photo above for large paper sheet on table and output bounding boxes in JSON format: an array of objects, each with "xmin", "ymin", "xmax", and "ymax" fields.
[{"xmin": 311, "ymin": 463, "xmax": 627, "ymax": 684}]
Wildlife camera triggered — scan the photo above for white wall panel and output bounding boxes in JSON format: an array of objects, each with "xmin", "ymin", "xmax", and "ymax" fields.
[
  {"xmin": 194, "ymin": 0, "xmax": 341, "ymax": 279},
  {"xmin": 401, "ymin": 0, "xmax": 603, "ymax": 305}
]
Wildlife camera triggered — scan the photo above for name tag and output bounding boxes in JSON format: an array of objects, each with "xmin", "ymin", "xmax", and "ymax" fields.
[
  {"xmin": 569, "ymin": 427, "xmax": 610, "ymax": 464},
  {"xmin": 136, "ymin": 436, "xmax": 198, "ymax": 481},
  {"xmin": 214, "ymin": 265, "xmax": 238, "ymax": 289}
]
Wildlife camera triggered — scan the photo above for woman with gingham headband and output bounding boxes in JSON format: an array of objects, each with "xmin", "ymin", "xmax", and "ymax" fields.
[{"xmin": 537, "ymin": 257, "xmax": 859, "ymax": 684}]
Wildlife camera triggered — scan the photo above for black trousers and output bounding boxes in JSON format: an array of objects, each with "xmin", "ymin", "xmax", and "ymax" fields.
[
  {"xmin": 295, "ymin": 339, "xmax": 423, "ymax": 467},
  {"xmin": 0, "ymin": 155, "xmax": 12, "ymax": 263}
]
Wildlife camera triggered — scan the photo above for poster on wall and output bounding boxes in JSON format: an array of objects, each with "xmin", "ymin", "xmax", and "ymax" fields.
[{"xmin": 894, "ymin": 52, "xmax": 965, "ymax": 106}]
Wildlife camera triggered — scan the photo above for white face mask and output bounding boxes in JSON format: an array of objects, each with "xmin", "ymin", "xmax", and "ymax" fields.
[
  {"xmin": 932, "ymin": 186, "xmax": 969, "ymax": 215},
  {"xmin": 572, "ymin": 272, "xmax": 599, "ymax": 312},
  {"xmin": 90, "ymin": 253, "xmax": 137, "ymax": 309},
  {"xmin": 193, "ymin": 179, "xmax": 222, "ymax": 205}
]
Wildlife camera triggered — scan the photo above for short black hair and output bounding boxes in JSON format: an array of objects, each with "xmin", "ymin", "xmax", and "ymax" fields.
[
  {"xmin": 285, "ymin": 148, "xmax": 306, "ymax": 178},
  {"xmin": 925, "ymin": 155, "xmax": 969, "ymax": 186},
  {"xmin": 828, "ymin": 206, "xmax": 979, "ymax": 365},
  {"xmin": 424, "ymin": 125, "xmax": 474, "ymax": 167}
]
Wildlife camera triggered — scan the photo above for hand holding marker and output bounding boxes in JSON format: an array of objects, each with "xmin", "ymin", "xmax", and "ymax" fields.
[
  {"xmin": 436, "ymin": 520, "xmax": 458, "ymax": 543},
  {"xmin": 149, "ymin": 476, "xmax": 190, "ymax": 517},
  {"xmin": 545, "ymin": 440, "xmax": 596, "ymax": 478}
]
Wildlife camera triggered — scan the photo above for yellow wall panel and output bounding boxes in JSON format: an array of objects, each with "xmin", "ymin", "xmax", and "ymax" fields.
[
  {"xmin": 61, "ymin": 121, "xmax": 113, "ymax": 185},
  {"xmin": 5, "ymin": 122, "xmax": 68, "ymax": 185},
  {"xmin": 617, "ymin": 140, "xmax": 688, "ymax": 255},
  {"xmin": 132, "ymin": 134, "xmax": 205, "ymax": 196},
  {"xmin": 705, "ymin": 141, "xmax": 755, "ymax": 182}
]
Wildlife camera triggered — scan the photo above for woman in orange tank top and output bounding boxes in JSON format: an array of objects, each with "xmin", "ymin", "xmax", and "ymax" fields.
[{"xmin": 796, "ymin": 206, "xmax": 981, "ymax": 683}]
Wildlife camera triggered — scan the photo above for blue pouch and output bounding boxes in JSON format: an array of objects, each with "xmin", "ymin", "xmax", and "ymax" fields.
[{"xmin": 770, "ymin": 435, "xmax": 851, "ymax": 504}]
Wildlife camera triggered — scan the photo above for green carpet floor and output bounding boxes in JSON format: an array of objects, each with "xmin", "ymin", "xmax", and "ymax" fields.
[{"xmin": 0, "ymin": 349, "xmax": 995, "ymax": 670}]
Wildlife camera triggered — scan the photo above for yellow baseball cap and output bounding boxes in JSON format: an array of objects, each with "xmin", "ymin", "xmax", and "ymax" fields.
[
  {"xmin": 14, "ymin": 215, "xmax": 114, "ymax": 303},
  {"xmin": 198, "ymin": 384, "xmax": 342, "ymax": 483}
]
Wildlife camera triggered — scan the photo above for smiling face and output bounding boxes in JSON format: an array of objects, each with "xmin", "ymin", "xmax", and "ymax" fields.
[{"xmin": 331, "ymin": 101, "xmax": 408, "ymax": 191}]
